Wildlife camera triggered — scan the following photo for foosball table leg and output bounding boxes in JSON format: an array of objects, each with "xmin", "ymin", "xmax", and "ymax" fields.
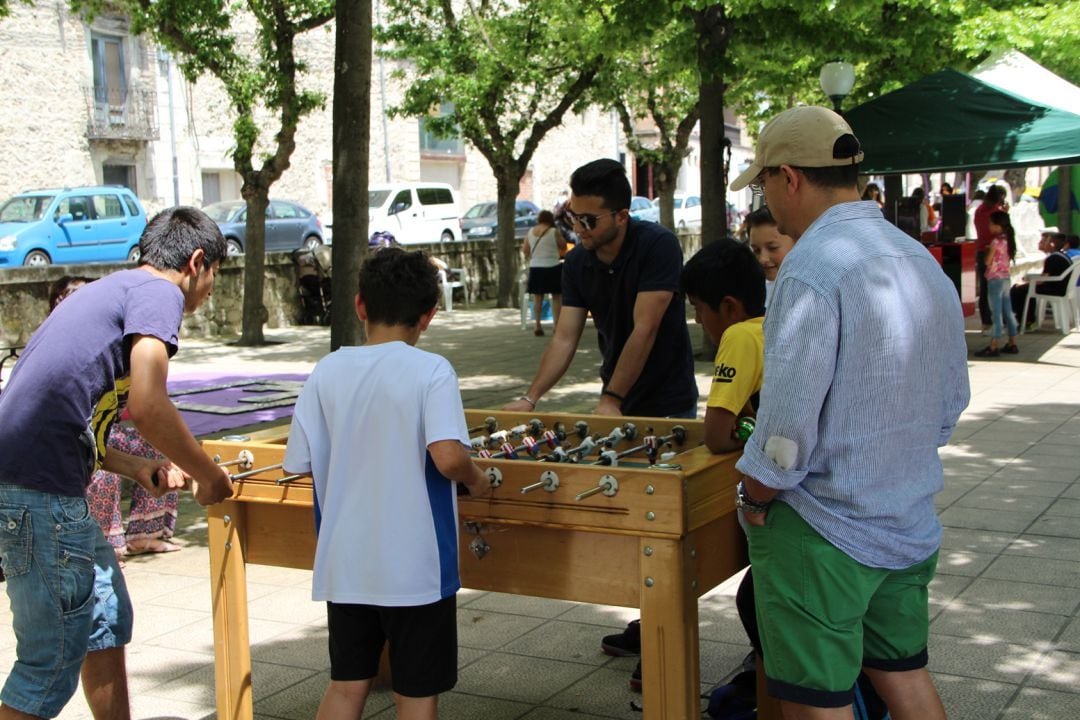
[
  {"xmin": 638, "ymin": 536, "xmax": 700, "ymax": 719},
  {"xmin": 209, "ymin": 500, "xmax": 254, "ymax": 720}
]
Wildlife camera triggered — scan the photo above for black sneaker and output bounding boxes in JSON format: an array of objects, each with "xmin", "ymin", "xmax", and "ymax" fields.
[
  {"xmin": 601, "ymin": 619, "xmax": 641, "ymax": 657},
  {"xmin": 630, "ymin": 660, "xmax": 642, "ymax": 692}
]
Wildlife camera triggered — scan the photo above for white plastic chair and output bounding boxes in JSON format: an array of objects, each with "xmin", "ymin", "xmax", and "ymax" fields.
[
  {"xmin": 437, "ymin": 265, "xmax": 469, "ymax": 312},
  {"xmin": 1020, "ymin": 260, "xmax": 1080, "ymax": 335}
]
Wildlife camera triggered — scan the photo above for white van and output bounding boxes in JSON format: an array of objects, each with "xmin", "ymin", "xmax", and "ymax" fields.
[{"xmin": 369, "ymin": 183, "xmax": 461, "ymax": 244}]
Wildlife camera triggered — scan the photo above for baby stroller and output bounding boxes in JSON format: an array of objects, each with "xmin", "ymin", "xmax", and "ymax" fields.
[
  {"xmin": 292, "ymin": 245, "xmax": 332, "ymax": 325},
  {"xmin": 370, "ymin": 230, "xmax": 397, "ymax": 249}
]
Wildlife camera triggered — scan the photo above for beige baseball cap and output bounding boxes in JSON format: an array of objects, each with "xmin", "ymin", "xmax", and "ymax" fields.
[{"xmin": 730, "ymin": 106, "xmax": 864, "ymax": 191}]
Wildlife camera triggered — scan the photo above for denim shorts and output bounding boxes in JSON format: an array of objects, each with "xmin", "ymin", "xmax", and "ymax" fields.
[{"xmin": 0, "ymin": 484, "xmax": 133, "ymax": 718}]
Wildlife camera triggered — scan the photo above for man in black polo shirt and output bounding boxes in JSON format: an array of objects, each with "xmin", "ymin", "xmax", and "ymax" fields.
[{"xmin": 504, "ymin": 158, "xmax": 697, "ymax": 418}]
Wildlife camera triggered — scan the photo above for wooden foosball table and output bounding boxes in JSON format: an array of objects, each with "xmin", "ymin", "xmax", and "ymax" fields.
[{"xmin": 203, "ymin": 410, "xmax": 749, "ymax": 720}]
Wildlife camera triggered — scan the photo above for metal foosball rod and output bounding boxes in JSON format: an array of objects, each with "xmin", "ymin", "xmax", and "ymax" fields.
[
  {"xmin": 553, "ymin": 435, "xmax": 596, "ymax": 462},
  {"xmin": 575, "ymin": 474, "xmax": 619, "ymax": 501},
  {"xmin": 598, "ymin": 422, "xmax": 637, "ymax": 449},
  {"xmin": 230, "ymin": 462, "xmax": 284, "ymax": 480},
  {"xmin": 520, "ymin": 469, "xmax": 560, "ymax": 494},
  {"xmin": 213, "ymin": 449, "xmax": 255, "ymax": 471},
  {"xmin": 467, "ymin": 416, "xmax": 498, "ymax": 436},
  {"xmin": 595, "ymin": 425, "xmax": 688, "ymax": 466},
  {"xmin": 275, "ymin": 473, "xmax": 308, "ymax": 485}
]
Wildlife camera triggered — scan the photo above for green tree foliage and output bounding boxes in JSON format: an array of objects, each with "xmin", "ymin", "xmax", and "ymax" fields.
[
  {"xmin": 378, "ymin": 0, "xmax": 606, "ymax": 307},
  {"xmin": 724, "ymin": 1, "xmax": 972, "ymax": 131},
  {"xmin": 955, "ymin": 1, "xmax": 1080, "ymax": 84},
  {"xmin": 597, "ymin": 10, "xmax": 701, "ymax": 230},
  {"xmin": 73, "ymin": 0, "xmax": 335, "ymax": 345}
]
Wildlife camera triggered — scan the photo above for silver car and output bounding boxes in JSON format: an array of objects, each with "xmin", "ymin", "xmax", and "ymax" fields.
[{"xmin": 203, "ymin": 199, "xmax": 326, "ymax": 255}]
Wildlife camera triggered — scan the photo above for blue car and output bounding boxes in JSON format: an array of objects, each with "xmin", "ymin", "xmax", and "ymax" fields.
[{"xmin": 0, "ymin": 186, "xmax": 147, "ymax": 267}]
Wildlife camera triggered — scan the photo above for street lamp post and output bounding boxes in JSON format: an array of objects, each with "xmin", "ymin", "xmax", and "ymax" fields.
[{"xmin": 819, "ymin": 61, "xmax": 856, "ymax": 114}]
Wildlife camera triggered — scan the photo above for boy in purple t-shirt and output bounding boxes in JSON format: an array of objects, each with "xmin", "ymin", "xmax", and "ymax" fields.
[{"xmin": 0, "ymin": 207, "xmax": 234, "ymax": 720}]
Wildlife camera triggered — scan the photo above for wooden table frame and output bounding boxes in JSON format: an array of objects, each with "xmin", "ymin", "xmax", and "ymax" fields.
[{"xmin": 204, "ymin": 411, "xmax": 750, "ymax": 720}]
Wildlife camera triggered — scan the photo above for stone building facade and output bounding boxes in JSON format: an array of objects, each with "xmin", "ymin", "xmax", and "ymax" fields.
[{"xmin": 0, "ymin": 1, "xmax": 747, "ymax": 232}]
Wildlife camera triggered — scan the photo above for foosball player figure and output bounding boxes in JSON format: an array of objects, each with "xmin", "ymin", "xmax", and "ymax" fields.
[
  {"xmin": 282, "ymin": 247, "xmax": 490, "ymax": 720},
  {"xmin": 602, "ymin": 238, "xmax": 768, "ymax": 690}
]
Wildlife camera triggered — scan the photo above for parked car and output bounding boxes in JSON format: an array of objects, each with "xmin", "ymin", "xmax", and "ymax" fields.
[
  {"xmin": 0, "ymin": 185, "xmax": 147, "ymax": 267},
  {"xmin": 203, "ymin": 199, "xmax": 325, "ymax": 255},
  {"xmin": 369, "ymin": 182, "xmax": 461, "ymax": 244},
  {"xmin": 629, "ymin": 195, "xmax": 659, "ymax": 223},
  {"xmin": 673, "ymin": 194, "xmax": 702, "ymax": 231},
  {"xmin": 462, "ymin": 199, "xmax": 540, "ymax": 241}
]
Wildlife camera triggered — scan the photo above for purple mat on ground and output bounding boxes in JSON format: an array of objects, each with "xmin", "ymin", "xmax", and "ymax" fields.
[{"xmin": 168, "ymin": 372, "xmax": 308, "ymax": 437}]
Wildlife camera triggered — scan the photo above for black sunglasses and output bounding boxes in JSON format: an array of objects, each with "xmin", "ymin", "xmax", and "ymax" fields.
[{"xmin": 563, "ymin": 208, "xmax": 618, "ymax": 231}]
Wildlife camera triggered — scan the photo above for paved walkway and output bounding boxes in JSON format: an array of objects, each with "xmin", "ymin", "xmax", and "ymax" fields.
[{"xmin": 2, "ymin": 307, "xmax": 1079, "ymax": 720}]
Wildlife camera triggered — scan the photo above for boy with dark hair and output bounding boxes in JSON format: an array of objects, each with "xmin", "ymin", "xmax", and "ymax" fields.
[
  {"xmin": 0, "ymin": 206, "xmax": 233, "ymax": 720},
  {"xmin": 603, "ymin": 239, "xmax": 766, "ymax": 687},
  {"xmin": 282, "ymin": 247, "xmax": 489, "ymax": 720},
  {"xmin": 680, "ymin": 239, "xmax": 765, "ymax": 453}
]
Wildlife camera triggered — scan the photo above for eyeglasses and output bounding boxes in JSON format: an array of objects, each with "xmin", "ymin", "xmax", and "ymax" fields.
[
  {"xmin": 564, "ymin": 208, "xmax": 619, "ymax": 231},
  {"xmin": 748, "ymin": 170, "xmax": 769, "ymax": 196}
]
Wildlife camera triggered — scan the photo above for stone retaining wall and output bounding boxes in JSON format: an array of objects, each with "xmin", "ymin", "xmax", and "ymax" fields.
[{"xmin": 0, "ymin": 234, "xmax": 703, "ymax": 346}]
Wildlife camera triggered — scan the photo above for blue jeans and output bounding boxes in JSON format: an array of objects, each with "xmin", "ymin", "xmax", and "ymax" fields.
[
  {"xmin": 987, "ymin": 277, "xmax": 1017, "ymax": 340},
  {"xmin": 0, "ymin": 484, "xmax": 132, "ymax": 718}
]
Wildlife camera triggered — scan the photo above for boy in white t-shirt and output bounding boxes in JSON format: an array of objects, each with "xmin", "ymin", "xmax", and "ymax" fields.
[{"xmin": 283, "ymin": 248, "xmax": 489, "ymax": 720}]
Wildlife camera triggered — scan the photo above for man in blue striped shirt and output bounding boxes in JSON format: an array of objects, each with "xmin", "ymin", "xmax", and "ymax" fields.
[{"xmin": 729, "ymin": 106, "xmax": 969, "ymax": 720}]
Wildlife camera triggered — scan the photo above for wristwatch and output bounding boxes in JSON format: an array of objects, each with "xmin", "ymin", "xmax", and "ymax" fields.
[{"xmin": 735, "ymin": 480, "xmax": 770, "ymax": 514}]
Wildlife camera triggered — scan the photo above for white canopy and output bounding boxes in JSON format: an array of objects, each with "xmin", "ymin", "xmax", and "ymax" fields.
[{"xmin": 971, "ymin": 49, "xmax": 1080, "ymax": 116}]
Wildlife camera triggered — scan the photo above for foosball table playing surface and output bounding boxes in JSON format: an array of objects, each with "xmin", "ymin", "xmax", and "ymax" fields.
[{"xmin": 203, "ymin": 409, "xmax": 749, "ymax": 720}]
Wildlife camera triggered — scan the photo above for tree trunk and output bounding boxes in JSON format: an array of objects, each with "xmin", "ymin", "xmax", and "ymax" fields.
[
  {"xmin": 494, "ymin": 172, "xmax": 523, "ymax": 307},
  {"xmin": 239, "ymin": 184, "xmax": 269, "ymax": 346},
  {"xmin": 330, "ymin": 0, "xmax": 372, "ymax": 351},
  {"xmin": 1003, "ymin": 167, "xmax": 1026, "ymax": 205},
  {"xmin": 694, "ymin": 4, "xmax": 729, "ymax": 362},
  {"xmin": 695, "ymin": 4, "xmax": 729, "ymax": 245},
  {"xmin": 655, "ymin": 161, "xmax": 680, "ymax": 231}
]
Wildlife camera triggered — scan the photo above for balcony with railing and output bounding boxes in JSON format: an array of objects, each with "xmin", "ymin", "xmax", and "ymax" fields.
[{"xmin": 83, "ymin": 86, "xmax": 159, "ymax": 142}]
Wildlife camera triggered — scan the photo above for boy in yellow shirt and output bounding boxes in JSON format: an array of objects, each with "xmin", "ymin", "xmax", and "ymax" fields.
[
  {"xmin": 604, "ymin": 238, "xmax": 767, "ymax": 688},
  {"xmin": 680, "ymin": 238, "xmax": 766, "ymax": 453}
]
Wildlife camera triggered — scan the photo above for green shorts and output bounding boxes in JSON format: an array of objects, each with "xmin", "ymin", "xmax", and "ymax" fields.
[{"xmin": 747, "ymin": 501, "xmax": 938, "ymax": 708}]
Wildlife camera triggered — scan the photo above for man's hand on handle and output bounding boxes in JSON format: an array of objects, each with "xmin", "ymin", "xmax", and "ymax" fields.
[{"xmin": 191, "ymin": 465, "xmax": 234, "ymax": 506}]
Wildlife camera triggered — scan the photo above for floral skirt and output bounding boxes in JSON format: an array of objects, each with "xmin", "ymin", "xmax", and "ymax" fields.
[{"xmin": 86, "ymin": 424, "xmax": 179, "ymax": 551}]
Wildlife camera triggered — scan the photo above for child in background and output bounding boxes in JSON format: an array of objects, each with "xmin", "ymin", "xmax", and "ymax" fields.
[
  {"xmin": 975, "ymin": 210, "xmax": 1019, "ymax": 357},
  {"xmin": 746, "ymin": 207, "xmax": 796, "ymax": 310},
  {"xmin": 283, "ymin": 247, "xmax": 489, "ymax": 720}
]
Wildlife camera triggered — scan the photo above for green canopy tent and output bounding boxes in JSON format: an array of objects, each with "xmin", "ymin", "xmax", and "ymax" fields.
[{"xmin": 845, "ymin": 68, "xmax": 1080, "ymax": 175}]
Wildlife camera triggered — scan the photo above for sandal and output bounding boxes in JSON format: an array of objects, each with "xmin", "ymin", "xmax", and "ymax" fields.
[
  {"xmin": 1001, "ymin": 343, "xmax": 1019, "ymax": 354},
  {"xmin": 533, "ymin": 327, "xmax": 544, "ymax": 337},
  {"xmin": 126, "ymin": 539, "xmax": 182, "ymax": 555},
  {"xmin": 974, "ymin": 346, "xmax": 1000, "ymax": 358}
]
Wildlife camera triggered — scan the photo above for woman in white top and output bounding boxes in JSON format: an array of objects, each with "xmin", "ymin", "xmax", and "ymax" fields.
[{"xmin": 522, "ymin": 209, "xmax": 567, "ymax": 336}]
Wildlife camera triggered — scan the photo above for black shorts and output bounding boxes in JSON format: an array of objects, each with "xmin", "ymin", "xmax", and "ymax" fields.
[
  {"xmin": 527, "ymin": 265, "xmax": 562, "ymax": 295},
  {"xmin": 326, "ymin": 595, "xmax": 457, "ymax": 697}
]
